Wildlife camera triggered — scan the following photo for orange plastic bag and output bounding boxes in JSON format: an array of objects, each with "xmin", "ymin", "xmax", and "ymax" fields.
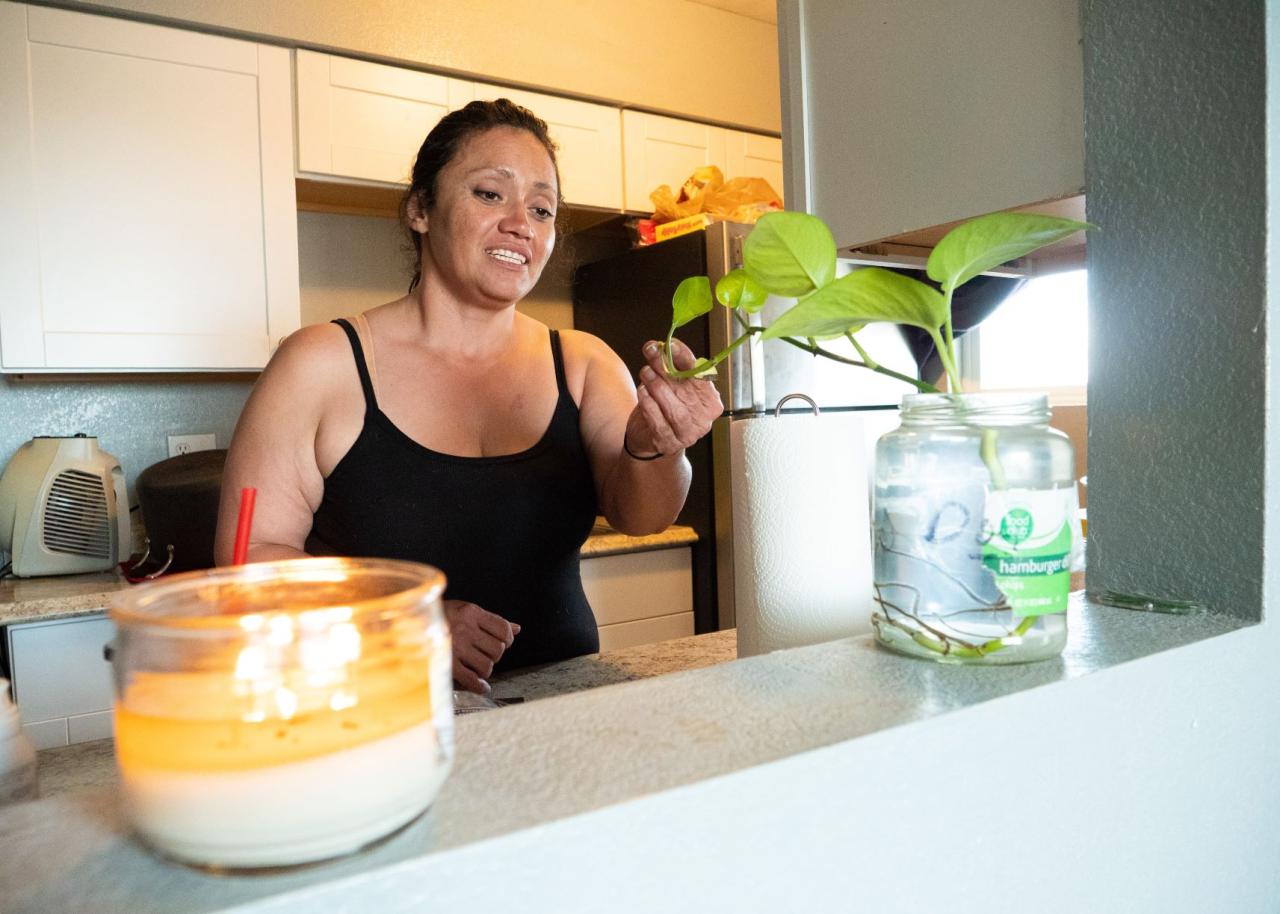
[
  {"xmin": 649, "ymin": 165, "xmax": 782, "ymax": 225},
  {"xmin": 650, "ymin": 166, "xmax": 725, "ymax": 222},
  {"xmin": 704, "ymin": 176, "xmax": 783, "ymax": 223}
]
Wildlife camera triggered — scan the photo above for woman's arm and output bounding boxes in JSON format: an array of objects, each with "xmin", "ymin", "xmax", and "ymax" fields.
[
  {"xmin": 213, "ymin": 326, "xmax": 343, "ymax": 565},
  {"xmin": 573, "ymin": 332, "xmax": 722, "ymax": 536}
]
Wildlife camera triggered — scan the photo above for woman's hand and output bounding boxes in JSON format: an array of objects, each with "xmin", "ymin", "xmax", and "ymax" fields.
[
  {"xmin": 444, "ymin": 599, "xmax": 520, "ymax": 694},
  {"xmin": 626, "ymin": 338, "xmax": 723, "ymax": 457}
]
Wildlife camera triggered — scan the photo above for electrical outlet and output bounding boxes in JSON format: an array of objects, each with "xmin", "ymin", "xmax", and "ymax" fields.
[{"xmin": 167, "ymin": 433, "xmax": 216, "ymax": 458}]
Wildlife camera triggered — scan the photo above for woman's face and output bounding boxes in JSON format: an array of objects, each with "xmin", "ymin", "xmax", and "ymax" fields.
[{"xmin": 416, "ymin": 126, "xmax": 559, "ymax": 308}]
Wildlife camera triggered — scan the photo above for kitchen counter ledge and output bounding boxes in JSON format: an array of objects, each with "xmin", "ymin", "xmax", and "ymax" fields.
[
  {"xmin": 0, "ymin": 523, "xmax": 696, "ymax": 626},
  {"xmin": 0, "ymin": 599, "xmax": 1249, "ymax": 914}
]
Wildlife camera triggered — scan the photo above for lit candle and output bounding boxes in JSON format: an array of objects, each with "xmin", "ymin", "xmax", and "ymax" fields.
[{"xmin": 110, "ymin": 558, "xmax": 452, "ymax": 868}]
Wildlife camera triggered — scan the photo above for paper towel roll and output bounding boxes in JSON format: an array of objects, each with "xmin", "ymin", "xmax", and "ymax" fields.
[{"xmin": 731, "ymin": 412, "xmax": 875, "ymax": 658}]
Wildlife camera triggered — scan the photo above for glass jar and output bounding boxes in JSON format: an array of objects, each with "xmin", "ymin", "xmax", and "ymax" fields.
[
  {"xmin": 872, "ymin": 393, "xmax": 1077, "ymax": 664},
  {"xmin": 108, "ymin": 557, "xmax": 451, "ymax": 869}
]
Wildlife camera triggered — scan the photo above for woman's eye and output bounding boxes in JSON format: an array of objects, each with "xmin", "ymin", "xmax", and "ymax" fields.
[
  {"xmin": 475, "ymin": 189, "xmax": 501, "ymax": 202},
  {"xmin": 533, "ymin": 207, "xmax": 555, "ymax": 221}
]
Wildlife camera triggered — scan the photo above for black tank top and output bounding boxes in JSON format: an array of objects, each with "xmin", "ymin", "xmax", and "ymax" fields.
[{"xmin": 308, "ymin": 319, "xmax": 600, "ymax": 672}]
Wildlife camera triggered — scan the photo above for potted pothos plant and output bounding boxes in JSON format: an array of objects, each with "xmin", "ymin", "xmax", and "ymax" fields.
[{"xmin": 664, "ymin": 210, "xmax": 1091, "ymax": 664}]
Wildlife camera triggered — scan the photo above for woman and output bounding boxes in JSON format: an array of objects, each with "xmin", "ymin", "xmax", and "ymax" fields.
[{"xmin": 214, "ymin": 99, "xmax": 721, "ymax": 693}]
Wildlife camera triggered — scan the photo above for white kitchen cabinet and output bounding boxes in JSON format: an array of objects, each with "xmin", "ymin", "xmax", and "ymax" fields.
[
  {"xmin": 724, "ymin": 130, "xmax": 785, "ymax": 202},
  {"xmin": 622, "ymin": 110, "xmax": 727, "ymax": 213},
  {"xmin": 582, "ymin": 547, "xmax": 694, "ymax": 651},
  {"xmin": 4, "ymin": 614, "xmax": 116, "ymax": 750},
  {"xmin": 781, "ymin": 0, "xmax": 1083, "ymax": 248},
  {"xmin": 296, "ymin": 51, "xmax": 625, "ymax": 211},
  {"xmin": 296, "ymin": 49, "xmax": 474, "ymax": 186},
  {"xmin": 0, "ymin": 3, "xmax": 299, "ymax": 372},
  {"xmin": 467, "ymin": 82, "xmax": 624, "ymax": 211},
  {"xmin": 622, "ymin": 111, "xmax": 783, "ymax": 213}
]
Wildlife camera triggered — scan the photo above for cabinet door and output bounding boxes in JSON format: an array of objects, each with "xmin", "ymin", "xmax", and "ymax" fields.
[
  {"xmin": 296, "ymin": 49, "xmax": 474, "ymax": 186},
  {"xmin": 472, "ymin": 83, "xmax": 623, "ymax": 210},
  {"xmin": 581, "ymin": 548, "xmax": 694, "ymax": 650},
  {"xmin": 6, "ymin": 614, "xmax": 116, "ymax": 750},
  {"xmin": 725, "ymin": 130, "xmax": 785, "ymax": 205},
  {"xmin": 0, "ymin": 3, "xmax": 299, "ymax": 371},
  {"xmin": 784, "ymin": 0, "xmax": 1083, "ymax": 248},
  {"xmin": 622, "ymin": 111, "xmax": 727, "ymax": 213}
]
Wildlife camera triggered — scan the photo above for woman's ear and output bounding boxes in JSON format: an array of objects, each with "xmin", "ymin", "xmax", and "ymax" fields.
[{"xmin": 406, "ymin": 194, "xmax": 429, "ymax": 234}]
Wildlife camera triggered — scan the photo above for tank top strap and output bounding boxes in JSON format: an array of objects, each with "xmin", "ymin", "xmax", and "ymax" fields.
[
  {"xmin": 331, "ymin": 318, "xmax": 378, "ymax": 410},
  {"xmin": 549, "ymin": 329, "xmax": 570, "ymax": 397}
]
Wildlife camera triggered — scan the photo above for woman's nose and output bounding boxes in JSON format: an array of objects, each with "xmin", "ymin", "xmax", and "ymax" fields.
[{"xmin": 498, "ymin": 204, "xmax": 533, "ymax": 238}]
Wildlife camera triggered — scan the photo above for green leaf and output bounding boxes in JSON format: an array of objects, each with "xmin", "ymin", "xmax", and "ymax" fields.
[
  {"xmin": 742, "ymin": 211, "xmax": 836, "ymax": 297},
  {"xmin": 715, "ymin": 269, "xmax": 770, "ymax": 313},
  {"xmin": 761, "ymin": 268, "xmax": 946, "ymax": 341},
  {"xmin": 927, "ymin": 212, "xmax": 1091, "ymax": 293},
  {"xmin": 671, "ymin": 276, "xmax": 713, "ymax": 330}
]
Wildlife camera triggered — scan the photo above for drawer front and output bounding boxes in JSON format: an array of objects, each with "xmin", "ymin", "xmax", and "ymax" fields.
[{"xmin": 597, "ymin": 613, "xmax": 694, "ymax": 652}]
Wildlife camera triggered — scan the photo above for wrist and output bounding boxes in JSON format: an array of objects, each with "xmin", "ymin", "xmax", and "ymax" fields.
[{"xmin": 623, "ymin": 432, "xmax": 664, "ymax": 461}]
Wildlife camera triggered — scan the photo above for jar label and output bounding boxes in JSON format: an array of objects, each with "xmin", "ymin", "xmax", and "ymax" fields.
[{"xmin": 981, "ymin": 488, "xmax": 1077, "ymax": 616}]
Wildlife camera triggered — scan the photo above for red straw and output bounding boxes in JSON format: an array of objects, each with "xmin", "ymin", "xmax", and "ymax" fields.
[{"xmin": 231, "ymin": 487, "xmax": 257, "ymax": 565}]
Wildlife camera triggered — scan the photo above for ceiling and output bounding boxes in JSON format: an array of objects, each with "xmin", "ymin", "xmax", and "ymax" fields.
[{"xmin": 687, "ymin": 0, "xmax": 777, "ymax": 24}]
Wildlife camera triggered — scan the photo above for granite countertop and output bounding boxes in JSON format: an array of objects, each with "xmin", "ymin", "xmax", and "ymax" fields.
[
  {"xmin": 0, "ymin": 521, "xmax": 696, "ymax": 627},
  {"xmin": 31, "ymin": 628, "xmax": 737, "ymax": 802}
]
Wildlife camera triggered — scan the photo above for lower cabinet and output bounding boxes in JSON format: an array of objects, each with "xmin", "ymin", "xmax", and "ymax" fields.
[
  {"xmin": 581, "ymin": 547, "xmax": 694, "ymax": 651},
  {"xmin": 3, "ymin": 614, "xmax": 115, "ymax": 750}
]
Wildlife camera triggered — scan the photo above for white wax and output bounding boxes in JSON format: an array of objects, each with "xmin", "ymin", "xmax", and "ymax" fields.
[{"xmin": 120, "ymin": 719, "xmax": 449, "ymax": 868}]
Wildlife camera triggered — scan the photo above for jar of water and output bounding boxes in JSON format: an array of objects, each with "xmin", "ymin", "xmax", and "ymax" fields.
[{"xmin": 872, "ymin": 393, "xmax": 1077, "ymax": 664}]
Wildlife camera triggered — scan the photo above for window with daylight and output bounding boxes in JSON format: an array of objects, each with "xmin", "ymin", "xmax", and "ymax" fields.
[{"xmin": 967, "ymin": 269, "xmax": 1088, "ymax": 402}]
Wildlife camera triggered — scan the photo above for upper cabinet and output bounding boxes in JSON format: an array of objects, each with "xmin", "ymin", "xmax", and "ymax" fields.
[
  {"xmin": 622, "ymin": 111, "xmax": 783, "ymax": 213},
  {"xmin": 724, "ymin": 130, "xmax": 785, "ymax": 202},
  {"xmin": 780, "ymin": 0, "xmax": 1084, "ymax": 249},
  {"xmin": 295, "ymin": 49, "xmax": 473, "ymax": 186},
  {"xmin": 297, "ymin": 51, "xmax": 625, "ymax": 211},
  {"xmin": 469, "ymin": 83, "xmax": 624, "ymax": 212},
  {"xmin": 0, "ymin": 3, "xmax": 299, "ymax": 372}
]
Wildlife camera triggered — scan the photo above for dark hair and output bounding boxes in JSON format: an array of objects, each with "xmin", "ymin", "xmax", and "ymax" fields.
[{"xmin": 401, "ymin": 98, "xmax": 561, "ymax": 292}]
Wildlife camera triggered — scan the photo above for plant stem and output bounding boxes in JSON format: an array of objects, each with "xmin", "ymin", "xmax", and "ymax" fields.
[
  {"xmin": 664, "ymin": 329, "xmax": 755, "ymax": 379},
  {"xmin": 941, "ymin": 287, "xmax": 960, "ymax": 392},
  {"xmin": 847, "ymin": 332, "xmax": 878, "ymax": 370},
  {"xmin": 726, "ymin": 315, "xmax": 939, "ymax": 393},
  {"xmin": 980, "ymin": 428, "xmax": 1008, "ymax": 490},
  {"xmin": 928, "ymin": 327, "xmax": 962, "ymax": 392}
]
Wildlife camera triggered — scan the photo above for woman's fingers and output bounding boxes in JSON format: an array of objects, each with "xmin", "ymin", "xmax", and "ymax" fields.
[
  {"xmin": 444, "ymin": 600, "xmax": 519, "ymax": 677},
  {"xmin": 642, "ymin": 338, "xmax": 699, "ymax": 373},
  {"xmin": 457, "ymin": 642, "xmax": 497, "ymax": 679},
  {"xmin": 641, "ymin": 368, "xmax": 696, "ymax": 436},
  {"xmin": 635, "ymin": 386, "xmax": 682, "ymax": 454},
  {"xmin": 452, "ymin": 658, "xmax": 489, "ymax": 695},
  {"xmin": 476, "ymin": 610, "xmax": 520, "ymax": 648}
]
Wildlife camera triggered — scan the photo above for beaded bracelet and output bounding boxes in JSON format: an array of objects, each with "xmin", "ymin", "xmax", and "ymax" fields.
[{"xmin": 623, "ymin": 437, "xmax": 664, "ymax": 461}]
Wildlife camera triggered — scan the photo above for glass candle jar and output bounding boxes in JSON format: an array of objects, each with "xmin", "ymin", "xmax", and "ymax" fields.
[
  {"xmin": 872, "ymin": 393, "xmax": 1077, "ymax": 664},
  {"xmin": 108, "ymin": 557, "xmax": 452, "ymax": 869}
]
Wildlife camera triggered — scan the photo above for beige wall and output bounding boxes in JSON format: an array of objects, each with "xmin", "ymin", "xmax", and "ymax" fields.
[{"xmin": 57, "ymin": 0, "xmax": 781, "ymax": 133}]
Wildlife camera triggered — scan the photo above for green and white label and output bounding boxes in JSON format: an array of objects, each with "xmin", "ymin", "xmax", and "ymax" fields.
[{"xmin": 982, "ymin": 488, "xmax": 1077, "ymax": 617}]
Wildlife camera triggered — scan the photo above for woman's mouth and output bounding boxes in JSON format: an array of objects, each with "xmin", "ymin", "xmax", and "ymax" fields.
[{"xmin": 486, "ymin": 248, "xmax": 528, "ymax": 266}]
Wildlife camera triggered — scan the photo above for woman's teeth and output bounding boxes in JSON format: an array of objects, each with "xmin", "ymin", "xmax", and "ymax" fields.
[{"xmin": 487, "ymin": 249, "xmax": 527, "ymax": 265}]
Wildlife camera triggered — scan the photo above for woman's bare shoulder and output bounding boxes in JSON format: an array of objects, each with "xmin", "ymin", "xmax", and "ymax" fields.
[
  {"xmin": 251, "ymin": 321, "xmax": 358, "ymax": 413},
  {"xmin": 557, "ymin": 327, "xmax": 626, "ymax": 365}
]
